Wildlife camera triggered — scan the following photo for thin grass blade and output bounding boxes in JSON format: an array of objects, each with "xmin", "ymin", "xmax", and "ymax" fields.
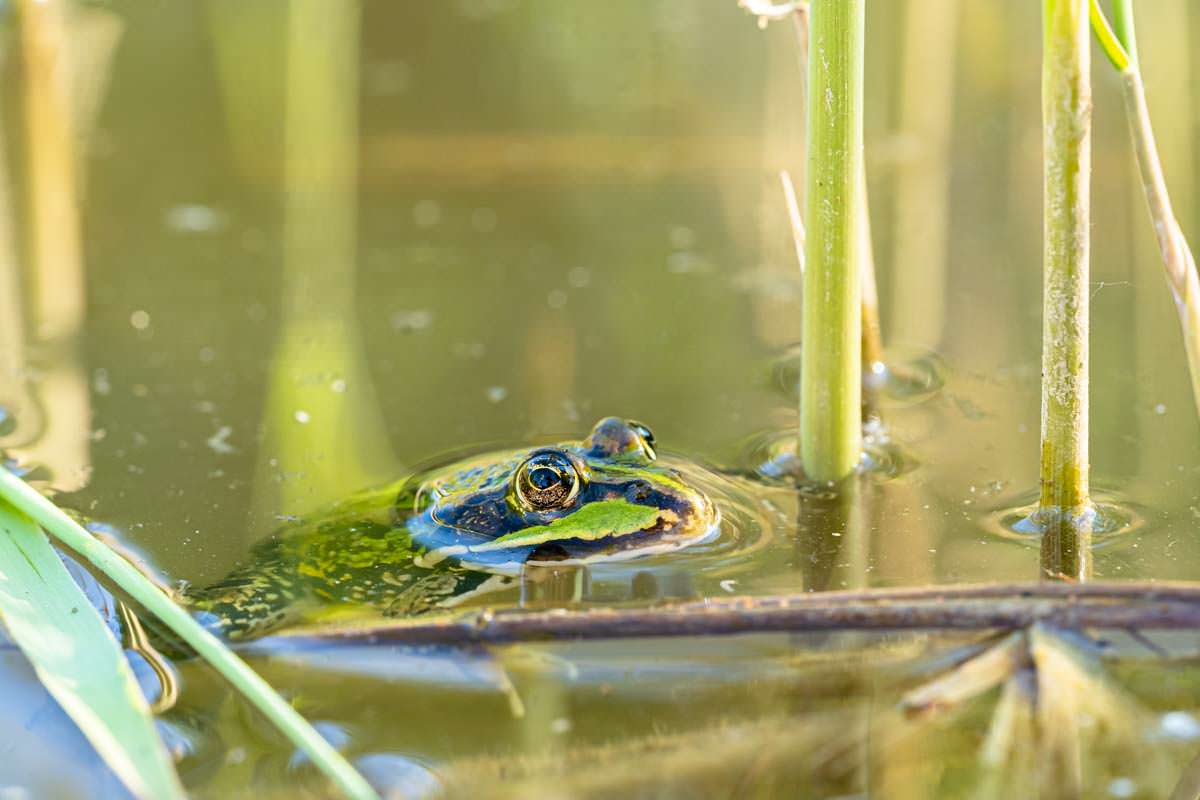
[
  {"xmin": 0, "ymin": 500, "xmax": 184, "ymax": 800},
  {"xmin": 0, "ymin": 467, "xmax": 380, "ymax": 800}
]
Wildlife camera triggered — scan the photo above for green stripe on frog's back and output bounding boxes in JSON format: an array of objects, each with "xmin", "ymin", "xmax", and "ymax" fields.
[
  {"xmin": 184, "ymin": 480, "xmax": 416, "ymax": 638},
  {"xmin": 185, "ymin": 515, "xmax": 494, "ymax": 638}
]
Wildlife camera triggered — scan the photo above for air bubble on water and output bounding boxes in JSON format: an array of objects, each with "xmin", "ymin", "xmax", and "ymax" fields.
[
  {"xmin": 1160, "ymin": 711, "xmax": 1200, "ymax": 740},
  {"xmin": 130, "ymin": 310, "xmax": 151, "ymax": 330},
  {"xmin": 330, "ymin": 378, "xmax": 347, "ymax": 393},
  {"xmin": 550, "ymin": 718, "xmax": 572, "ymax": 734},
  {"xmin": 1154, "ymin": 403, "xmax": 1167, "ymax": 415},
  {"xmin": 206, "ymin": 426, "xmax": 236, "ymax": 455},
  {"xmin": 294, "ymin": 410, "xmax": 311, "ymax": 424},
  {"xmin": 669, "ymin": 225, "xmax": 696, "ymax": 249},
  {"xmin": 453, "ymin": 342, "xmax": 486, "ymax": 359},
  {"xmin": 1104, "ymin": 777, "xmax": 1132, "ymax": 796},
  {"xmin": 485, "ymin": 386, "xmax": 508, "ymax": 404},
  {"xmin": 198, "ymin": 346, "xmax": 216, "ymax": 363},
  {"xmin": 567, "ymin": 266, "xmax": 591, "ymax": 288},
  {"xmin": 667, "ymin": 251, "xmax": 704, "ymax": 274},
  {"xmin": 164, "ymin": 204, "xmax": 225, "ymax": 234},
  {"xmin": 391, "ymin": 309, "xmax": 434, "ymax": 332},
  {"xmin": 413, "ymin": 199, "xmax": 441, "ymax": 228},
  {"xmin": 471, "ymin": 207, "xmax": 498, "ymax": 232},
  {"xmin": 547, "ymin": 289, "xmax": 568, "ymax": 309}
]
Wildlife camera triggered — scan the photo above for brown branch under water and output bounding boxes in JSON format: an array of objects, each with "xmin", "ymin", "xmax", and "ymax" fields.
[{"xmin": 271, "ymin": 581, "xmax": 1200, "ymax": 648}]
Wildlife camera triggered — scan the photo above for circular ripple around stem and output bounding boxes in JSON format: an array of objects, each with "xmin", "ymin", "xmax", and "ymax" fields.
[{"xmin": 984, "ymin": 489, "xmax": 1143, "ymax": 548}]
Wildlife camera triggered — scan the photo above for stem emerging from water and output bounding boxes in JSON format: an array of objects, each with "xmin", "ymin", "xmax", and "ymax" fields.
[
  {"xmin": 769, "ymin": 0, "xmax": 883, "ymax": 423},
  {"xmin": 801, "ymin": 0, "xmax": 863, "ymax": 482},
  {"xmin": 1040, "ymin": 0, "xmax": 1094, "ymax": 579},
  {"xmin": 1090, "ymin": 0, "xmax": 1200, "ymax": 423},
  {"xmin": 1038, "ymin": 0, "xmax": 1092, "ymax": 578}
]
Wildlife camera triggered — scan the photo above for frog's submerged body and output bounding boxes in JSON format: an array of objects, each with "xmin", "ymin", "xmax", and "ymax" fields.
[{"xmin": 183, "ymin": 418, "xmax": 717, "ymax": 640}]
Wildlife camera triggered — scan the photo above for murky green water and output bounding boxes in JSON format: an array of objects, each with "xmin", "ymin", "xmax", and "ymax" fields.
[{"xmin": 2, "ymin": 1, "xmax": 1200, "ymax": 797}]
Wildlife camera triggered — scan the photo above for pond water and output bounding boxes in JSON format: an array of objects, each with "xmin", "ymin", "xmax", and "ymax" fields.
[{"xmin": 2, "ymin": 1, "xmax": 1200, "ymax": 798}]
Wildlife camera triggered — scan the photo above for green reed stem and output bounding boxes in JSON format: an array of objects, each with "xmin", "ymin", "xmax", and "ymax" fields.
[
  {"xmin": 1039, "ymin": 0, "xmax": 1092, "ymax": 573},
  {"xmin": 1110, "ymin": 0, "xmax": 1137, "ymax": 65},
  {"xmin": 801, "ymin": 0, "xmax": 864, "ymax": 482},
  {"xmin": 0, "ymin": 469, "xmax": 380, "ymax": 800},
  {"xmin": 772, "ymin": 1, "xmax": 882, "ymax": 423},
  {"xmin": 1089, "ymin": 1, "xmax": 1200, "ymax": 423},
  {"xmin": 1088, "ymin": 0, "xmax": 1129, "ymax": 71}
]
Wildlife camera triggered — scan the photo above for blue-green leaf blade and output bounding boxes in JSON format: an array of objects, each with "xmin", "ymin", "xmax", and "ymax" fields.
[
  {"xmin": 0, "ymin": 500, "xmax": 185, "ymax": 800},
  {"xmin": 0, "ymin": 467, "xmax": 379, "ymax": 800}
]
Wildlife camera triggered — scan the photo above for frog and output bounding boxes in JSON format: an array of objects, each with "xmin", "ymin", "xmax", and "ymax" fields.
[{"xmin": 174, "ymin": 417, "xmax": 718, "ymax": 641}]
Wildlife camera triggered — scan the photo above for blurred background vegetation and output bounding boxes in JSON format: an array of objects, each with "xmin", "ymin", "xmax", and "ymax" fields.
[{"xmin": 0, "ymin": 0, "xmax": 1197, "ymax": 593}]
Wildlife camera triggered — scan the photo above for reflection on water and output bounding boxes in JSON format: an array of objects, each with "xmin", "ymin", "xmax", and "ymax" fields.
[{"xmin": 1, "ymin": 0, "xmax": 1200, "ymax": 796}]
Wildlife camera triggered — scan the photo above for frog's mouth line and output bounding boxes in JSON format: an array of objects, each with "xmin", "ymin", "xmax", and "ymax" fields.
[
  {"xmin": 515, "ymin": 510, "xmax": 723, "ymax": 569},
  {"xmin": 411, "ymin": 503, "xmax": 718, "ymax": 573}
]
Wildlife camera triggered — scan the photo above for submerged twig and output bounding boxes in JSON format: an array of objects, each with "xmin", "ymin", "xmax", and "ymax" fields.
[
  {"xmin": 275, "ymin": 581, "xmax": 1200, "ymax": 647},
  {"xmin": 899, "ymin": 631, "xmax": 1028, "ymax": 718}
]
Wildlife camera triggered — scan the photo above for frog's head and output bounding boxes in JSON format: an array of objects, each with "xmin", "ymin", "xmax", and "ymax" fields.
[{"xmin": 403, "ymin": 417, "xmax": 717, "ymax": 572}]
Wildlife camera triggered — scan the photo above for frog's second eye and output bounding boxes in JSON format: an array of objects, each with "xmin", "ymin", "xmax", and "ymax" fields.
[
  {"xmin": 514, "ymin": 451, "xmax": 580, "ymax": 511},
  {"xmin": 628, "ymin": 420, "xmax": 656, "ymax": 459}
]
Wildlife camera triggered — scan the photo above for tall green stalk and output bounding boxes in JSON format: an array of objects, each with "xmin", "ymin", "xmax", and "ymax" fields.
[
  {"xmin": 801, "ymin": 0, "xmax": 864, "ymax": 483},
  {"xmin": 1109, "ymin": 0, "xmax": 1137, "ymax": 65},
  {"xmin": 1039, "ymin": 0, "xmax": 1092, "ymax": 578}
]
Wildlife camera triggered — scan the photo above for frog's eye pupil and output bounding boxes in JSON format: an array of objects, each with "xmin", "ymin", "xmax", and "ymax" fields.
[
  {"xmin": 529, "ymin": 466, "xmax": 560, "ymax": 490},
  {"xmin": 516, "ymin": 451, "xmax": 580, "ymax": 510}
]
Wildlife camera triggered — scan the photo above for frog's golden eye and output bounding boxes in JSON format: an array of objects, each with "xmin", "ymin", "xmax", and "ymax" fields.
[{"xmin": 514, "ymin": 450, "xmax": 580, "ymax": 511}]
